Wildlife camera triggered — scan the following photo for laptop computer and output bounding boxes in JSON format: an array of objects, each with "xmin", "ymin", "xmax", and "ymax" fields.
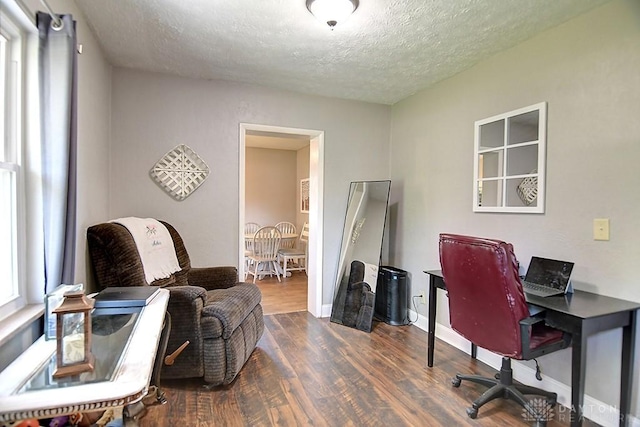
[{"xmin": 521, "ymin": 256, "xmax": 574, "ymax": 297}]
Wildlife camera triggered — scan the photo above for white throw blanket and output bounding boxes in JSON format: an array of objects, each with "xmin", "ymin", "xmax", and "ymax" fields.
[{"xmin": 111, "ymin": 217, "xmax": 181, "ymax": 284}]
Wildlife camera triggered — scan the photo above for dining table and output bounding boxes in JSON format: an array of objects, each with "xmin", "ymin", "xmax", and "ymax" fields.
[
  {"xmin": 244, "ymin": 232, "xmax": 298, "ymax": 243},
  {"xmin": 244, "ymin": 231, "xmax": 299, "ymax": 277}
]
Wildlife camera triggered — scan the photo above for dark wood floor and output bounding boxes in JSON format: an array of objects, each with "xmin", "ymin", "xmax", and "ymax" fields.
[{"xmin": 141, "ymin": 301, "xmax": 593, "ymax": 426}]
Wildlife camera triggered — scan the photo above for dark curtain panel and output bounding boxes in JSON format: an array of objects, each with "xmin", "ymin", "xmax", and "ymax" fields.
[{"xmin": 37, "ymin": 12, "xmax": 78, "ymax": 293}]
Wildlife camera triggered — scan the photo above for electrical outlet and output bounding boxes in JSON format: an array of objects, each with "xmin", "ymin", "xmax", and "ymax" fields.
[{"xmin": 420, "ymin": 291, "xmax": 426, "ymax": 304}]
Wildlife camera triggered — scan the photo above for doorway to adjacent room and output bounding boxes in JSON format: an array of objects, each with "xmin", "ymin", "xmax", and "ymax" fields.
[{"xmin": 239, "ymin": 124, "xmax": 324, "ymax": 317}]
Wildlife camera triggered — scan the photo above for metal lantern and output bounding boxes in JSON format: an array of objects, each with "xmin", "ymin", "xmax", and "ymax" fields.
[{"xmin": 53, "ymin": 291, "xmax": 95, "ymax": 378}]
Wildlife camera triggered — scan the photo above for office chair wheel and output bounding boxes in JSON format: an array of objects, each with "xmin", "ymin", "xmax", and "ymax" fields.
[
  {"xmin": 466, "ymin": 406, "xmax": 478, "ymax": 419},
  {"xmin": 451, "ymin": 377, "xmax": 461, "ymax": 387}
]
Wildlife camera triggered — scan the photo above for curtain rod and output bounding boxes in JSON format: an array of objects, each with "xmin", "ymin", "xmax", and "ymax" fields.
[{"xmin": 40, "ymin": 0, "xmax": 63, "ymax": 29}]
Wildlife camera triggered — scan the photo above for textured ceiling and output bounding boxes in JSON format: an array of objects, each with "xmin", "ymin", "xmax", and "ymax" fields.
[{"xmin": 75, "ymin": 0, "xmax": 609, "ymax": 105}]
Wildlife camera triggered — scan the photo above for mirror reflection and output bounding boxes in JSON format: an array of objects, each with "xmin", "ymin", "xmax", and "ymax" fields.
[
  {"xmin": 473, "ymin": 102, "xmax": 546, "ymax": 213},
  {"xmin": 330, "ymin": 180, "xmax": 391, "ymax": 332}
]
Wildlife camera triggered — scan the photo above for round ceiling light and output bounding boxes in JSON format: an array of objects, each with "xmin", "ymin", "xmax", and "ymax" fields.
[{"xmin": 306, "ymin": 0, "xmax": 359, "ymax": 29}]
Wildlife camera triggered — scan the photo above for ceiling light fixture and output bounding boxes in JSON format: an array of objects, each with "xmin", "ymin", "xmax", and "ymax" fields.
[{"xmin": 306, "ymin": 0, "xmax": 359, "ymax": 29}]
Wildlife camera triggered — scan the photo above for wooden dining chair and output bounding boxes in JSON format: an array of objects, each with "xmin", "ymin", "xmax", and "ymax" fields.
[
  {"xmin": 247, "ymin": 226, "xmax": 282, "ymax": 283},
  {"xmin": 275, "ymin": 221, "xmax": 297, "ymax": 249},
  {"xmin": 245, "ymin": 222, "xmax": 261, "ymax": 234},
  {"xmin": 278, "ymin": 222, "xmax": 309, "ymax": 276},
  {"xmin": 244, "ymin": 222, "xmax": 261, "ymax": 279}
]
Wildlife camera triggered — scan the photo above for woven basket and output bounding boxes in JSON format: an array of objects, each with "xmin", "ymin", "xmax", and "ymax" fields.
[
  {"xmin": 516, "ymin": 171, "xmax": 538, "ymax": 206},
  {"xmin": 150, "ymin": 144, "xmax": 210, "ymax": 201}
]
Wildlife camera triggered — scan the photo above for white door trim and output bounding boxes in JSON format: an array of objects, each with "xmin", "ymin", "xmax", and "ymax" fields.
[{"xmin": 239, "ymin": 123, "xmax": 324, "ymax": 317}]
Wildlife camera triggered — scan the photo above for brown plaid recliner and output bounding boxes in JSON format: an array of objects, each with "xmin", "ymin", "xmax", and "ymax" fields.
[{"xmin": 87, "ymin": 220, "xmax": 264, "ymax": 386}]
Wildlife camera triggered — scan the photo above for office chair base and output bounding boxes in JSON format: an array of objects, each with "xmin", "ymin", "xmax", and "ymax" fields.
[{"xmin": 452, "ymin": 357, "xmax": 556, "ymax": 424}]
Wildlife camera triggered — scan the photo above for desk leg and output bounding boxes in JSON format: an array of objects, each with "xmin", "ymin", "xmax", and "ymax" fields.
[
  {"xmin": 620, "ymin": 311, "xmax": 637, "ymax": 427},
  {"xmin": 428, "ymin": 275, "xmax": 437, "ymax": 367},
  {"xmin": 570, "ymin": 331, "xmax": 587, "ymax": 427}
]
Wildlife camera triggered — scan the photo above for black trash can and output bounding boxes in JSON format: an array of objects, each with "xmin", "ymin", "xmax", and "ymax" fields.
[{"xmin": 374, "ymin": 266, "xmax": 409, "ymax": 325}]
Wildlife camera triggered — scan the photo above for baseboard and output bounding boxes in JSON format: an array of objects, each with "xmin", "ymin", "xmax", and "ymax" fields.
[
  {"xmin": 407, "ymin": 309, "xmax": 639, "ymax": 427},
  {"xmin": 321, "ymin": 304, "xmax": 332, "ymax": 318},
  {"xmin": 407, "ymin": 307, "xmax": 429, "ymax": 332}
]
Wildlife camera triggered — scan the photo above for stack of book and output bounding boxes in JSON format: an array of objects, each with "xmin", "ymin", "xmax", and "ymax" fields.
[{"xmin": 93, "ymin": 286, "xmax": 160, "ymax": 313}]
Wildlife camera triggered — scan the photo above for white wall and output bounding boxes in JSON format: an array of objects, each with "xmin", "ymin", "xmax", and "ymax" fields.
[
  {"xmin": 72, "ymin": 10, "xmax": 112, "ymax": 293},
  {"xmin": 109, "ymin": 69, "xmax": 391, "ymax": 304},
  {"xmin": 390, "ymin": 0, "xmax": 640, "ymax": 417},
  {"xmin": 245, "ymin": 147, "xmax": 297, "ymax": 226}
]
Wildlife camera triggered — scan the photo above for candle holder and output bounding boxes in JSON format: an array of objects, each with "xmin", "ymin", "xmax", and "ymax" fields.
[{"xmin": 53, "ymin": 291, "xmax": 95, "ymax": 378}]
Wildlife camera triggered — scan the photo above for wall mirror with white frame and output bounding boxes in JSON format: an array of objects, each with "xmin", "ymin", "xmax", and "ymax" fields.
[{"xmin": 473, "ymin": 102, "xmax": 547, "ymax": 213}]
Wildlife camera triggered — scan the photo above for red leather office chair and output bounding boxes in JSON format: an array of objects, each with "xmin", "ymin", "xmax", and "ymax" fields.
[{"xmin": 439, "ymin": 234, "xmax": 570, "ymax": 424}]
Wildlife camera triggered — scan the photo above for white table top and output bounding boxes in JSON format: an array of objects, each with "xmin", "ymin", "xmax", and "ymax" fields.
[
  {"xmin": 244, "ymin": 233, "xmax": 297, "ymax": 239},
  {"xmin": 0, "ymin": 289, "xmax": 169, "ymax": 422}
]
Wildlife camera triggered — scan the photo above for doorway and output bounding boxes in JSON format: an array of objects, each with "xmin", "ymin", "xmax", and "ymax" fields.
[{"xmin": 239, "ymin": 123, "xmax": 324, "ymax": 317}]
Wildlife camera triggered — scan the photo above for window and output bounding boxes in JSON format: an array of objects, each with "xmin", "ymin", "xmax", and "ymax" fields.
[{"xmin": 0, "ymin": 4, "xmax": 35, "ymax": 320}]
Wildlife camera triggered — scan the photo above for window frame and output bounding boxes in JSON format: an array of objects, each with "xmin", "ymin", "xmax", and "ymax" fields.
[{"xmin": 0, "ymin": 2, "xmax": 38, "ymax": 322}]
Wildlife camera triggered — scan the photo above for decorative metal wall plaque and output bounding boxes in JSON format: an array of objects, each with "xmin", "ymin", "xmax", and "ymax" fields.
[{"xmin": 150, "ymin": 144, "xmax": 210, "ymax": 201}]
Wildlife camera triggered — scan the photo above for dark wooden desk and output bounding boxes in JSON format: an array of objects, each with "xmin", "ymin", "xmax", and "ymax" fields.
[{"xmin": 424, "ymin": 270, "xmax": 639, "ymax": 427}]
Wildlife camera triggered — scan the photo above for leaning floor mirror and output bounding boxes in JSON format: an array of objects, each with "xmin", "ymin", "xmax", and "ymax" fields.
[{"xmin": 330, "ymin": 180, "xmax": 391, "ymax": 332}]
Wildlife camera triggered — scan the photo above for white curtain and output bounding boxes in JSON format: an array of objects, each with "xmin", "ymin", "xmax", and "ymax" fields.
[{"xmin": 37, "ymin": 12, "xmax": 77, "ymax": 293}]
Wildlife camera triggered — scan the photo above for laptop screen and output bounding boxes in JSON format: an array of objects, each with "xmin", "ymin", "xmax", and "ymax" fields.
[{"xmin": 524, "ymin": 257, "xmax": 574, "ymax": 291}]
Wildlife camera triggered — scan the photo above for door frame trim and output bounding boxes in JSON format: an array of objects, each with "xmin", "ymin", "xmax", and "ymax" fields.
[{"xmin": 239, "ymin": 123, "xmax": 324, "ymax": 317}]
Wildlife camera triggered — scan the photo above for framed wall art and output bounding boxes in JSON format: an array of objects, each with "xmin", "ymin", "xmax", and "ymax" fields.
[{"xmin": 300, "ymin": 178, "xmax": 310, "ymax": 213}]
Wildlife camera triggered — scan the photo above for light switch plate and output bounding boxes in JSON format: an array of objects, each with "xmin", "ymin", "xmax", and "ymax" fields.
[{"xmin": 593, "ymin": 218, "xmax": 610, "ymax": 241}]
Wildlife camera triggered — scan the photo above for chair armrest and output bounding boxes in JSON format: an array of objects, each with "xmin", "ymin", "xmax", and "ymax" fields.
[
  {"xmin": 519, "ymin": 315, "xmax": 546, "ymax": 348},
  {"xmin": 519, "ymin": 315, "xmax": 546, "ymax": 327},
  {"xmin": 166, "ymin": 285, "xmax": 207, "ymax": 309},
  {"xmin": 188, "ymin": 266, "xmax": 238, "ymax": 290},
  {"xmin": 519, "ymin": 315, "xmax": 570, "ymax": 359}
]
